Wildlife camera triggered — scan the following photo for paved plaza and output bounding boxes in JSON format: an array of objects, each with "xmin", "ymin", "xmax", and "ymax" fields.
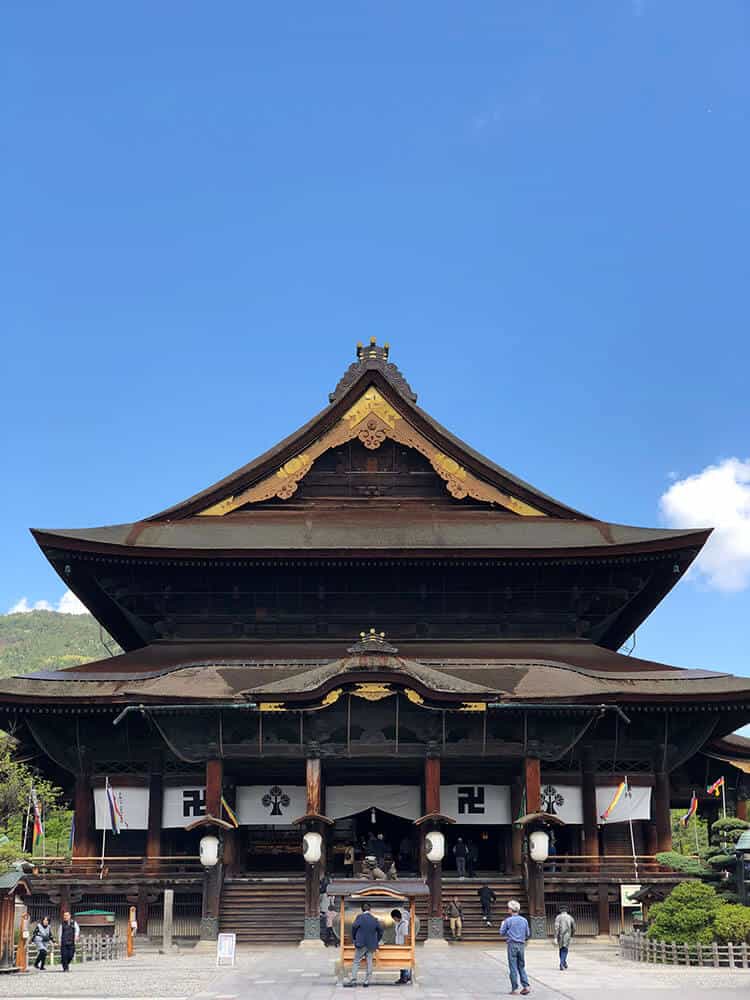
[{"xmin": 0, "ymin": 941, "xmax": 747, "ymax": 1000}]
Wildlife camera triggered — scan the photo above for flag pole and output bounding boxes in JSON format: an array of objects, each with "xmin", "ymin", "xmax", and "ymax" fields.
[
  {"xmin": 22, "ymin": 785, "xmax": 32, "ymax": 854},
  {"xmin": 721, "ymin": 778, "xmax": 727, "ymax": 820},
  {"xmin": 41, "ymin": 799, "xmax": 46, "ymax": 863},
  {"xmin": 624, "ymin": 778, "xmax": 638, "ymax": 881},
  {"xmin": 694, "ymin": 809, "xmax": 700, "ymax": 855},
  {"xmin": 100, "ymin": 778, "xmax": 108, "ymax": 880}
]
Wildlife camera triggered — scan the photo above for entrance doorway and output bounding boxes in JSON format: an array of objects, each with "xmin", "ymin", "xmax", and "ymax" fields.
[
  {"xmin": 446, "ymin": 826, "xmax": 508, "ymax": 874},
  {"xmin": 330, "ymin": 809, "xmax": 419, "ymax": 876}
]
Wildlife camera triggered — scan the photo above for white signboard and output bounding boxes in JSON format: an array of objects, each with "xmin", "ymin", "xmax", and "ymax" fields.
[
  {"xmin": 163, "ymin": 786, "xmax": 207, "ymax": 828},
  {"xmin": 326, "ymin": 785, "xmax": 421, "ymax": 821},
  {"xmin": 216, "ymin": 932, "xmax": 236, "ymax": 967},
  {"xmin": 441, "ymin": 785, "xmax": 511, "ymax": 824},
  {"xmin": 540, "ymin": 783, "xmax": 652, "ymax": 825},
  {"xmin": 93, "ymin": 787, "xmax": 149, "ymax": 831},
  {"xmin": 237, "ymin": 785, "xmax": 307, "ymax": 826}
]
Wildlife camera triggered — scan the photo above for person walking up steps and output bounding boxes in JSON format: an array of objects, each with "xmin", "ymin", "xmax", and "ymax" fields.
[
  {"xmin": 554, "ymin": 906, "xmax": 575, "ymax": 970},
  {"xmin": 446, "ymin": 896, "xmax": 463, "ymax": 940},
  {"xmin": 500, "ymin": 899, "xmax": 531, "ymax": 995},
  {"xmin": 32, "ymin": 916, "xmax": 54, "ymax": 970},
  {"xmin": 478, "ymin": 884, "xmax": 497, "ymax": 925},
  {"xmin": 453, "ymin": 837, "xmax": 467, "ymax": 878}
]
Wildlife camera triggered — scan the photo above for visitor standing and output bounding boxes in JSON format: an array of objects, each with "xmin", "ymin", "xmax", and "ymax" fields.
[
  {"xmin": 391, "ymin": 907, "xmax": 411, "ymax": 984},
  {"xmin": 499, "ymin": 899, "xmax": 531, "ymax": 995},
  {"xmin": 32, "ymin": 916, "xmax": 54, "ymax": 970},
  {"xmin": 453, "ymin": 837, "xmax": 467, "ymax": 878},
  {"xmin": 477, "ymin": 884, "xmax": 497, "ymax": 926},
  {"xmin": 59, "ymin": 911, "xmax": 80, "ymax": 973},
  {"xmin": 345, "ymin": 902, "xmax": 382, "ymax": 988},
  {"xmin": 554, "ymin": 907, "xmax": 575, "ymax": 969}
]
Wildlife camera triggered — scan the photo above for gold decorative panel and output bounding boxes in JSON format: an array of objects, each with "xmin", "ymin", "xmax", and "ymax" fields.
[
  {"xmin": 352, "ymin": 683, "xmax": 393, "ymax": 702},
  {"xmin": 198, "ymin": 386, "xmax": 546, "ymax": 516}
]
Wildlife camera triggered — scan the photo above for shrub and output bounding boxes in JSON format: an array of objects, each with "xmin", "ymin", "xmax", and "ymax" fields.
[
  {"xmin": 646, "ymin": 881, "xmax": 722, "ymax": 944},
  {"xmin": 713, "ymin": 904, "xmax": 750, "ymax": 944},
  {"xmin": 655, "ymin": 851, "xmax": 709, "ymax": 876}
]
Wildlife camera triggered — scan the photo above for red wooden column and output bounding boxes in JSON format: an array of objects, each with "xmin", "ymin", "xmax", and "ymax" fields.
[
  {"xmin": 145, "ymin": 769, "xmax": 163, "ymax": 873},
  {"xmin": 200, "ymin": 759, "xmax": 224, "ymax": 940},
  {"xmin": 423, "ymin": 755, "xmax": 445, "ymax": 944},
  {"xmin": 523, "ymin": 757, "xmax": 546, "ymax": 938},
  {"xmin": 738, "ymin": 799, "xmax": 748, "ymax": 822},
  {"xmin": 303, "ymin": 757, "xmax": 325, "ymax": 944},
  {"xmin": 510, "ymin": 779, "xmax": 524, "ymax": 874},
  {"xmin": 582, "ymin": 754, "xmax": 600, "ymax": 865},
  {"xmin": 72, "ymin": 771, "xmax": 96, "ymax": 860},
  {"xmin": 654, "ymin": 771, "xmax": 673, "ymax": 852}
]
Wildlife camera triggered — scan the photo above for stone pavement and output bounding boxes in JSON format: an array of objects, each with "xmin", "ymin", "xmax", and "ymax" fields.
[{"xmin": 0, "ymin": 941, "xmax": 747, "ymax": 1000}]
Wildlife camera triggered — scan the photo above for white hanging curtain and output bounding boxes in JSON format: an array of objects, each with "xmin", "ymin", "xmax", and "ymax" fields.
[
  {"xmin": 93, "ymin": 787, "xmax": 149, "ymax": 830},
  {"xmin": 326, "ymin": 785, "xmax": 421, "ymax": 821}
]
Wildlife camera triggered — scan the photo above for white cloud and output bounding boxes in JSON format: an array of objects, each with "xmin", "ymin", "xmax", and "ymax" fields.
[
  {"xmin": 660, "ymin": 457, "xmax": 750, "ymax": 592},
  {"xmin": 6, "ymin": 590, "xmax": 89, "ymax": 616}
]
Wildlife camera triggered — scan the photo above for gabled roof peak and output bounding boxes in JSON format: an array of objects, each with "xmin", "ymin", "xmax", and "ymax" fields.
[{"xmin": 329, "ymin": 338, "xmax": 417, "ymax": 404}]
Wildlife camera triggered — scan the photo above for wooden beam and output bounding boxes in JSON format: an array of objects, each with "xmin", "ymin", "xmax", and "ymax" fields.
[
  {"xmin": 306, "ymin": 758, "xmax": 322, "ymax": 815},
  {"xmin": 582, "ymin": 755, "xmax": 599, "ymax": 859},
  {"xmin": 145, "ymin": 770, "xmax": 163, "ymax": 872},
  {"xmin": 524, "ymin": 757, "xmax": 541, "ymax": 813},
  {"xmin": 424, "ymin": 757, "xmax": 441, "ymax": 816},
  {"xmin": 72, "ymin": 772, "xmax": 96, "ymax": 860}
]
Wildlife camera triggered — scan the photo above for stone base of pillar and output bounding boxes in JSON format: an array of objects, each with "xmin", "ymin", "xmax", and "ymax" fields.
[
  {"xmin": 422, "ymin": 916, "xmax": 448, "ymax": 947},
  {"xmin": 529, "ymin": 915, "xmax": 547, "ymax": 939},
  {"xmin": 298, "ymin": 938, "xmax": 326, "ymax": 949},
  {"xmin": 199, "ymin": 916, "xmax": 219, "ymax": 941},
  {"xmin": 302, "ymin": 915, "xmax": 323, "ymax": 943}
]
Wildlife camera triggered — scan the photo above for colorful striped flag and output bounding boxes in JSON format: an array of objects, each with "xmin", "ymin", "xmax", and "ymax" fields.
[
  {"xmin": 600, "ymin": 779, "xmax": 628, "ymax": 821},
  {"xmin": 221, "ymin": 796, "xmax": 239, "ymax": 829},
  {"xmin": 105, "ymin": 778, "xmax": 124, "ymax": 834},
  {"xmin": 681, "ymin": 791, "xmax": 698, "ymax": 826},
  {"xmin": 31, "ymin": 787, "xmax": 44, "ymax": 847},
  {"xmin": 707, "ymin": 776, "xmax": 725, "ymax": 797}
]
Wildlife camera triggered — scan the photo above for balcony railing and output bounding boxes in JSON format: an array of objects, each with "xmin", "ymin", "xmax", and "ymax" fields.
[
  {"xmin": 30, "ymin": 856, "xmax": 203, "ymax": 879},
  {"xmin": 543, "ymin": 855, "xmax": 683, "ymax": 879}
]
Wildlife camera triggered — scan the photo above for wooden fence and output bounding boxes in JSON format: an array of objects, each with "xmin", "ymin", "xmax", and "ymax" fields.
[
  {"xmin": 22, "ymin": 935, "xmax": 124, "ymax": 967},
  {"xmin": 620, "ymin": 931, "xmax": 750, "ymax": 969}
]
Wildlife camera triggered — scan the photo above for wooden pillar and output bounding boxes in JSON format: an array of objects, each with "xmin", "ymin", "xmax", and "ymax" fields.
[
  {"xmin": 424, "ymin": 755, "xmax": 444, "ymax": 943},
  {"xmin": 737, "ymin": 799, "xmax": 748, "ymax": 822},
  {"xmin": 303, "ymin": 757, "xmax": 325, "ymax": 943},
  {"xmin": 645, "ymin": 821, "xmax": 659, "ymax": 856},
  {"xmin": 524, "ymin": 757, "xmax": 541, "ymax": 813},
  {"xmin": 524, "ymin": 757, "xmax": 546, "ymax": 938},
  {"xmin": 72, "ymin": 772, "xmax": 96, "ymax": 860},
  {"xmin": 582, "ymin": 755, "xmax": 599, "ymax": 859},
  {"xmin": 200, "ymin": 759, "xmax": 224, "ymax": 940},
  {"xmin": 654, "ymin": 771, "xmax": 672, "ymax": 852},
  {"xmin": 205, "ymin": 759, "xmax": 223, "ymax": 818},
  {"xmin": 222, "ymin": 785, "xmax": 239, "ymax": 878},
  {"xmin": 162, "ymin": 889, "xmax": 174, "ymax": 951},
  {"xmin": 145, "ymin": 770, "xmax": 163, "ymax": 872},
  {"xmin": 597, "ymin": 883, "xmax": 611, "ymax": 936},
  {"xmin": 510, "ymin": 779, "xmax": 523, "ymax": 875},
  {"xmin": 135, "ymin": 885, "xmax": 149, "ymax": 937}
]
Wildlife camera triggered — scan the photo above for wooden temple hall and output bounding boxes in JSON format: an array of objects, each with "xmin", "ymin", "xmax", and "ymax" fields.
[{"xmin": 3, "ymin": 340, "xmax": 750, "ymax": 943}]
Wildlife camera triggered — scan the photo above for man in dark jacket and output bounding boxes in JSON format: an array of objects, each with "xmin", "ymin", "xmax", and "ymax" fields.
[
  {"xmin": 478, "ymin": 884, "xmax": 497, "ymax": 926},
  {"xmin": 453, "ymin": 837, "xmax": 467, "ymax": 878},
  {"xmin": 59, "ymin": 911, "xmax": 79, "ymax": 972},
  {"xmin": 345, "ymin": 902, "xmax": 382, "ymax": 987}
]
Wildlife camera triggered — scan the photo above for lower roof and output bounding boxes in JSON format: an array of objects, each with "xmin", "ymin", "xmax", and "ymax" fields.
[{"xmin": 0, "ymin": 638, "xmax": 748, "ymax": 709}]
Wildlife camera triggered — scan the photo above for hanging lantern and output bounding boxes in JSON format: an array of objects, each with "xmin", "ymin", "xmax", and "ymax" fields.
[
  {"xmin": 425, "ymin": 831, "xmax": 445, "ymax": 863},
  {"xmin": 370, "ymin": 807, "xmax": 376, "ymax": 824},
  {"xmin": 303, "ymin": 831, "xmax": 322, "ymax": 864},
  {"xmin": 199, "ymin": 835, "xmax": 220, "ymax": 868},
  {"xmin": 529, "ymin": 830, "xmax": 550, "ymax": 863}
]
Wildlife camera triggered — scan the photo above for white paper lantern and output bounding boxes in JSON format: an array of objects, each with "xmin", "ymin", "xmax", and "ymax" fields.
[
  {"xmin": 529, "ymin": 830, "xmax": 549, "ymax": 863},
  {"xmin": 199, "ymin": 834, "xmax": 220, "ymax": 868},
  {"xmin": 425, "ymin": 831, "xmax": 445, "ymax": 863},
  {"xmin": 303, "ymin": 831, "xmax": 322, "ymax": 864}
]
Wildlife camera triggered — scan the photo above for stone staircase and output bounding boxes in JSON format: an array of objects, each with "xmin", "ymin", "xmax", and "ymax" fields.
[
  {"xmin": 441, "ymin": 877, "xmax": 527, "ymax": 941},
  {"xmin": 220, "ymin": 878, "xmax": 306, "ymax": 944}
]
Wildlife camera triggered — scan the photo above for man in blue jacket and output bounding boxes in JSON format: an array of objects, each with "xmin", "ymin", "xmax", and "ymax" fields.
[
  {"xmin": 345, "ymin": 901, "xmax": 383, "ymax": 988},
  {"xmin": 499, "ymin": 899, "xmax": 531, "ymax": 995}
]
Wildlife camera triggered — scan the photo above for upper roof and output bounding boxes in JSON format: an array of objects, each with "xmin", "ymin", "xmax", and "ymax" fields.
[{"xmin": 31, "ymin": 340, "xmax": 708, "ymax": 561}]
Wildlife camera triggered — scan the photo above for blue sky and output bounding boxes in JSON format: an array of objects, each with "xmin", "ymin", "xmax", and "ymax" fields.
[{"xmin": 2, "ymin": 3, "xmax": 749, "ymax": 682}]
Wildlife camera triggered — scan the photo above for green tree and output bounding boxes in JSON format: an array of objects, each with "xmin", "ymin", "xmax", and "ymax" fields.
[{"xmin": 646, "ymin": 881, "xmax": 723, "ymax": 944}]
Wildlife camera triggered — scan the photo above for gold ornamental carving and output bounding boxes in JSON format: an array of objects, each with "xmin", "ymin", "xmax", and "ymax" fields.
[
  {"xmin": 321, "ymin": 688, "xmax": 343, "ymax": 707},
  {"xmin": 197, "ymin": 385, "xmax": 546, "ymax": 516},
  {"xmin": 258, "ymin": 702, "xmax": 287, "ymax": 713},
  {"xmin": 458, "ymin": 702, "xmax": 487, "ymax": 713},
  {"xmin": 404, "ymin": 689, "xmax": 425, "ymax": 706},
  {"xmin": 352, "ymin": 683, "xmax": 393, "ymax": 702}
]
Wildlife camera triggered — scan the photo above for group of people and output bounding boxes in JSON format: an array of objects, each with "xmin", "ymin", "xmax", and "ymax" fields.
[
  {"xmin": 30, "ymin": 912, "xmax": 81, "ymax": 973},
  {"xmin": 444, "ymin": 883, "xmax": 498, "ymax": 940},
  {"xmin": 345, "ymin": 901, "xmax": 412, "ymax": 988}
]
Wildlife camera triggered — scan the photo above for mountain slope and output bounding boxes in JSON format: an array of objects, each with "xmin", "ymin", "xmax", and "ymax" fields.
[{"xmin": 0, "ymin": 611, "xmax": 121, "ymax": 678}]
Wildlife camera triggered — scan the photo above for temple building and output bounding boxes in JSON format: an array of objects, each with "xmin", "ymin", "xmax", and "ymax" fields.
[{"xmin": 2, "ymin": 340, "xmax": 750, "ymax": 942}]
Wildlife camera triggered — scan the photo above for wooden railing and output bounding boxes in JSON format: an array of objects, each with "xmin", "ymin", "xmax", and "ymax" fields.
[
  {"xmin": 543, "ymin": 855, "xmax": 680, "ymax": 878},
  {"xmin": 31, "ymin": 856, "xmax": 203, "ymax": 878}
]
